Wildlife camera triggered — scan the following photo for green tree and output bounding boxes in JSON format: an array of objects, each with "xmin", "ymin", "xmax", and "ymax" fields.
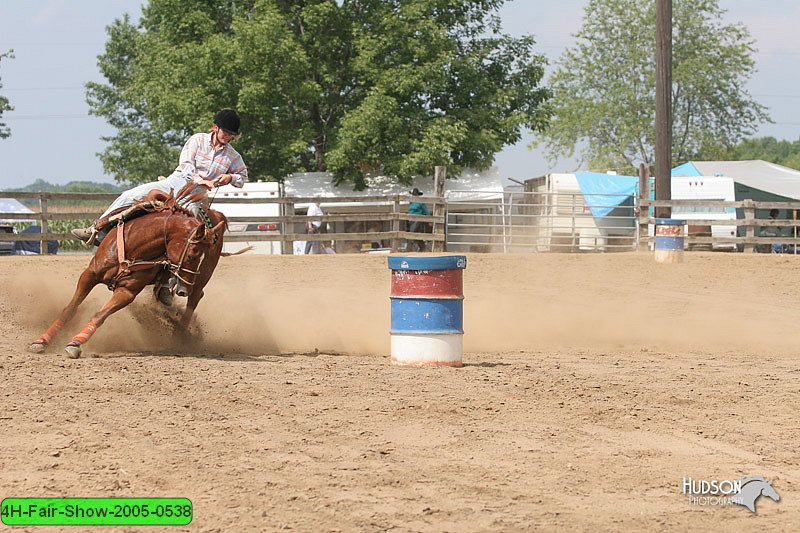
[
  {"xmin": 0, "ymin": 49, "xmax": 14, "ymax": 139},
  {"xmin": 88, "ymin": 0, "xmax": 549, "ymax": 187},
  {"xmin": 536, "ymin": 0, "xmax": 769, "ymax": 173},
  {"xmin": 724, "ymin": 136, "xmax": 800, "ymax": 170}
]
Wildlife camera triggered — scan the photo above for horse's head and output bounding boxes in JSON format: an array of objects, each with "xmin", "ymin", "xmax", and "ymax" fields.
[
  {"xmin": 761, "ymin": 480, "xmax": 780, "ymax": 502},
  {"xmin": 166, "ymin": 215, "xmax": 226, "ymax": 297}
]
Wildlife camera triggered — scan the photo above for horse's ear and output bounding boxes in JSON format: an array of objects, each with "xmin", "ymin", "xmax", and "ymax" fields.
[
  {"xmin": 204, "ymin": 220, "xmax": 225, "ymax": 243},
  {"xmin": 211, "ymin": 220, "xmax": 226, "ymax": 235}
]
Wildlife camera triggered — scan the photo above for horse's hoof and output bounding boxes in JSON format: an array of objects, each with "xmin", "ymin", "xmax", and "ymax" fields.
[
  {"xmin": 156, "ymin": 286, "xmax": 174, "ymax": 306},
  {"xmin": 29, "ymin": 342, "xmax": 47, "ymax": 354},
  {"xmin": 64, "ymin": 345, "xmax": 82, "ymax": 359}
]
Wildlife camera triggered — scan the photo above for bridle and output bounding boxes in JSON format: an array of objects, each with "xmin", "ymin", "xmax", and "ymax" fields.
[{"xmin": 163, "ymin": 211, "xmax": 207, "ymax": 288}]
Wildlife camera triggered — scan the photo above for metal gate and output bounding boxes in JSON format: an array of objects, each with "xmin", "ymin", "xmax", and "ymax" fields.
[{"xmin": 445, "ymin": 190, "xmax": 638, "ymax": 253}]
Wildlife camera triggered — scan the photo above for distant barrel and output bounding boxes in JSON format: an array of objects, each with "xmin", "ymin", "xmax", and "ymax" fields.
[
  {"xmin": 654, "ymin": 218, "xmax": 685, "ymax": 263},
  {"xmin": 388, "ymin": 255, "xmax": 466, "ymax": 367}
]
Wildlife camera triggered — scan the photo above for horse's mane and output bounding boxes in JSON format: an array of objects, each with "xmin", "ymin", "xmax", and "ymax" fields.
[{"xmin": 140, "ymin": 182, "xmax": 203, "ymax": 221}]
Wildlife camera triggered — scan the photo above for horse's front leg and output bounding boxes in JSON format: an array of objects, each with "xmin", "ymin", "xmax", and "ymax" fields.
[
  {"xmin": 30, "ymin": 268, "xmax": 101, "ymax": 353},
  {"xmin": 63, "ymin": 283, "xmax": 145, "ymax": 359},
  {"xmin": 178, "ymin": 289, "xmax": 203, "ymax": 330}
]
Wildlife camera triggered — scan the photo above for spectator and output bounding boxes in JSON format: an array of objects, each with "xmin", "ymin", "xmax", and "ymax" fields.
[
  {"xmin": 759, "ymin": 208, "xmax": 782, "ymax": 253},
  {"xmin": 408, "ymin": 188, "xmax": 431, "ymax": 252},
  {"xmin": 305, "ymin": 200, "xmax": 324, "ymax": 254}
]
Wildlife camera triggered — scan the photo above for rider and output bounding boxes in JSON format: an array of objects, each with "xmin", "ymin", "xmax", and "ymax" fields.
[{"xmin": 72, "ymin": 108, "xmax": 248, "ymax": 245}]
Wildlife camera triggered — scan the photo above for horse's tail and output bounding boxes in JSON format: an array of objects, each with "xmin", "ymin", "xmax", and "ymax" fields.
[{"xmin": 221, "ymin": 245, "xmax": 253, "ymax": 257}]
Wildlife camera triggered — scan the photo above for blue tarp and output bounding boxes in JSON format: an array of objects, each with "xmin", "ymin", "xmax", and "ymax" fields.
[
  {"xmin": 14, "ymin": 225, "xmax": 59, "ymax": 255},
  {"xmin": 574, "ymin": 172, "xmax": 638, "ymax": 217},
  {"xmin": 671, "ymin": 162, "xmax": 701, "ymax": 177}
]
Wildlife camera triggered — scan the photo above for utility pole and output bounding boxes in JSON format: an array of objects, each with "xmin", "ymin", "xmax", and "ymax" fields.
[{"xmin": 655, "ymin": 0, "xmax": 672, "ymax": 218}]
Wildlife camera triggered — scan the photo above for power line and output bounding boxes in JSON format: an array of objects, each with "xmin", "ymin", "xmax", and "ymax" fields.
[
  {"xmin": 0, "ymin": 42, "xmax": 104, "ymax": 47},
  {"xmin": 3, "ymin": 114, "xmax": 95, "ymax": 120},
  {"xmin": 3, "ymin": 86, "xmax": 85, "ymax": 92}
]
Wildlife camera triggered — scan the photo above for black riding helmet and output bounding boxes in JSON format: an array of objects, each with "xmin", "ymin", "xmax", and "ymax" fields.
[{"xmin": 214, "ymin": 109, "xmax": 240, "ymax": 135}]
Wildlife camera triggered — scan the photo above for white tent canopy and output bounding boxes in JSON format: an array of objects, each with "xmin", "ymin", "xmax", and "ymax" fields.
[{"xmin": 0, "ymin": 198, "xmax": 35, "ymax": 223}]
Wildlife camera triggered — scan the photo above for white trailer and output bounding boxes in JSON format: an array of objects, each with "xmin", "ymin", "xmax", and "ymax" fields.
[
  {"xmin": 526, "ymin": 173, "xmax": 636, "ymax": 252},
  {"xmin": 210, "ymin": 181, "xmax": 282, "ymax": 254}
]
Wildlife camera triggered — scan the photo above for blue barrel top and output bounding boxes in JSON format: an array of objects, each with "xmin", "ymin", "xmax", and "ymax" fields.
[
  {"xmin": 388, "ymin": 255, "xmax": 467, "ymax": 271},
  {"xmin": 654, "ymin": 218, "xmax": 686, "ymax": 225}
]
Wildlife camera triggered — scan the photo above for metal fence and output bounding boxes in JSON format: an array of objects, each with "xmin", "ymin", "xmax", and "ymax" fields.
[{"xmin": 445, "ymin": 190, "xmax": 638, "ymax": 253}]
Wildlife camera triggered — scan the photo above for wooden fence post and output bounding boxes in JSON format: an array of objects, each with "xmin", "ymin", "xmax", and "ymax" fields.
[
  {"xmin": 743, "ymin": 199, "xmax": 755, "ymax": 253},
  {"xmin": 432, "ymin": 166, "xmax": 446, "ymax": 252},
  {"xmin": 282, "ymin": 201, "xmax": 295, "ymax": 254},
  {"xmin": 638, "ymin": 163, "xmax": 650, "ymax": 251},
  {"xmin": 39, "ymin": 193, "xmax": 49, "ymax": 256},
  {"xmin": 391, "ymin": 194, "xmax": 401, "ymax": 252}
]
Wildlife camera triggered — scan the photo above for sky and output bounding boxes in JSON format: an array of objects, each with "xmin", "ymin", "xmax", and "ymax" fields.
[{"xmin": 0, "ymin": 0, "xmax": 799, "ymax": 190}]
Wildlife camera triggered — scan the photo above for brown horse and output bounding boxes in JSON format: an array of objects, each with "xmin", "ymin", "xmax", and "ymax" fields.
[{"xmin": 29, "ymin": 194, "xmax": 227, "ymax": 359}]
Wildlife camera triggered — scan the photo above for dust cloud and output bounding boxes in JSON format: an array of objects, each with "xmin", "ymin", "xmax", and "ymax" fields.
[{"xmin": 5, "ymin": 252, "xmax": 800, "ymax": 358}]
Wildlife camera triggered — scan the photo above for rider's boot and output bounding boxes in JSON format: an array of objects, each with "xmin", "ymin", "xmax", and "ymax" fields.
[{"xmin": 71, "ymin": 225, "xmax": 99, "ymax": 246}]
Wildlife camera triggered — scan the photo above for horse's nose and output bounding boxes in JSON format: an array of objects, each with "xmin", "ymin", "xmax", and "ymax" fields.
[{"xmin": 175, "ymin": 281, "xmax": 189, "ymax": 298}]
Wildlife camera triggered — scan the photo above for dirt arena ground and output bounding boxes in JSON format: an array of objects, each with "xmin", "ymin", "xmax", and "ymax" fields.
[{"xmin": 1, "ymin": 251, "xmax": 798, "ymax": 532}]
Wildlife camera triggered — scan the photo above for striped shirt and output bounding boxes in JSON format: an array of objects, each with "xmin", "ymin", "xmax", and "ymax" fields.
[{"xmin": 175, "ymin": 132, "xmax": 248, "ymax": 188}]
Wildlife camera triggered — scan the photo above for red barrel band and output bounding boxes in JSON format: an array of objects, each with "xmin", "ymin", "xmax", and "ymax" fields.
[{"xmin": 390, "ymin": 269, "xmax": 463, "ymax": 298}]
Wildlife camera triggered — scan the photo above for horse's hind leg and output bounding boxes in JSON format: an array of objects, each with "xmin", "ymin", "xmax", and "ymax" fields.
[
  {"xmin": 63, "ymin": 285, "xmax": 142, "ymax": 359},
  {"xmin": 29, "ymin": 268, "xmax": 100, "ymax": 353}
]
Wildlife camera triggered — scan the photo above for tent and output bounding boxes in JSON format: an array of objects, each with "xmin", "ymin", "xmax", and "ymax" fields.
[{"xmin": 0, "ymin": 198, "xmax": 35, "ymax": 223}]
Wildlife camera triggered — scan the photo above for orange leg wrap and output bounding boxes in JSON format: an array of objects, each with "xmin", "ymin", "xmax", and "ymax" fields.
[
  {"xmin": 70, "ymin": 321, "xmax": 98, "ymax": 346},
  {"xmin": 35, "ymin": 319, "xmax": 65, "ymax": 345}
]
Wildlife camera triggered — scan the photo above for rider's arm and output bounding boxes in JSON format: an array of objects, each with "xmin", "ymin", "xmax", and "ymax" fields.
[
  {"xmin": 227, "ymin": 152, "xmax": 247, "ymax": 188},
  {"xmin": 176, "ymin": 134, "xmax": 203, "ymax": 182}
]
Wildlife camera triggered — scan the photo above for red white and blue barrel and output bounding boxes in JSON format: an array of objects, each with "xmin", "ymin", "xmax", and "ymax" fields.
[
  {"xmin": 388, "ymin": 255, "xmax": 467, "ymax": 367},
  {"xmin": 654, "ymin": 218, "xmax": 686, "ymax": 263}
]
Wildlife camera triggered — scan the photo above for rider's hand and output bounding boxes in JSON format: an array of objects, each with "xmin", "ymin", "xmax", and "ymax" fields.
[
  {"xmin": 199, "ymin": 179, "xmax": 216, "ymax": 189},
  {"xmin": 214, "ymin": 174, "xmax": 233, "ymax": 187}
]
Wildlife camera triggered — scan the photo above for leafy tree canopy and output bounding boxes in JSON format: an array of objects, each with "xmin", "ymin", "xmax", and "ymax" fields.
[
  {"xmin": 88, "ymin": 0, "xmax": 549, "ymax": 188},
  {"xmin": 0, "ymin": 49, "xmax": 14, "ymax": 140},
  {"xmin": 718, "ymin": 136, "xmax": 800, "ymax": 171},
  {"xmin": 535, "ymin": 0, "xmax": 769, "ymax": 174}
]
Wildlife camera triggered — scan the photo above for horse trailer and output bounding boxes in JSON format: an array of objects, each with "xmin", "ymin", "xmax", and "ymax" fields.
[{"xmin": 524, "ymin": 173, "xmax": 637, "ymax": 252}]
